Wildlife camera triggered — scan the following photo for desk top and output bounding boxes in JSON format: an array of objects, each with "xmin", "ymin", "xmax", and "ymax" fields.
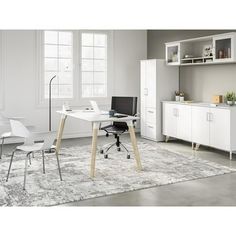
[{"xmin": 57, "ymin": 110, "xmax": 139, "ymax": 123}]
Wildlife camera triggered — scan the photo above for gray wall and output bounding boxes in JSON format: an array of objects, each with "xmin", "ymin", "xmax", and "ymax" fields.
[{"xmin": 147, "ymin": 30, "xmax": 236, "ymax": 102}]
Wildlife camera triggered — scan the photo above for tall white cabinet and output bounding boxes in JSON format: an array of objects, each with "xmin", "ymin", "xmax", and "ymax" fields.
[{"xmin": 140, "ymin": 59, "xmax": 179, "ymax": 141}]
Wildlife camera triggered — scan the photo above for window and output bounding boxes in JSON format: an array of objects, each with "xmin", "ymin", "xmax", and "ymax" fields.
[
  {"xmin": 37, "ymin": 30, "xmax": 112, "ymax": 106},
  {"xmin": 81, "ymin": 32, "xmax": 107, "ymax": 98},
  {"xmin": 43, "ymin": 31, "xmax": 73, "ymax": 99}
]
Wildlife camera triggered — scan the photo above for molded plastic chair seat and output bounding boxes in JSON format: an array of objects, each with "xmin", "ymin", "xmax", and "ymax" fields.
[
  {"xmin": 6, "ymin": 120, "xmax": 62, "ymax": 190},
  {"xmin": 0, "ymin": 112, "xmax": 35, "ymax": 159},
  {"xmin": 16, "ymin": 143, "xmax": 44, "ymax": 152},
  {"xmin": 1, "ymin": 132, "xmax": 12, "ymax": 138}
]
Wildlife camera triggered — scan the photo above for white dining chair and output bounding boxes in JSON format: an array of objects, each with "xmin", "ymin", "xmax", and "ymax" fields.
[
  {"xmin": 6, "ymin": 119, "xmax": 62, "ymax": 190},
  {"xmin": 0, "ymin": 114, "xmax": 14, "ymax": 159},
  {"xmin": 0, "ymin": 113, "xmax": 34, "ymax": 159}
]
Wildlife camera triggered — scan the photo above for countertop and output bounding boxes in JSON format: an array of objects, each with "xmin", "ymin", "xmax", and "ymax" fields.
[{"xmin": 162, "ymin": 101, "xmax": 236, "ymax": 109}]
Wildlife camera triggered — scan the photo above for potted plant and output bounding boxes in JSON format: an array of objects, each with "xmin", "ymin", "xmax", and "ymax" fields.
[
  {"xmin": 175, "ymin": 91, "xmax": 180, "ymax": 101},
  {"xmin": 179, "ymin": 92, "xmax": 185, "ymax": 102},
  {"xmin": 225, "ymin": 92, "xmax": 235, "ymax": 106}
]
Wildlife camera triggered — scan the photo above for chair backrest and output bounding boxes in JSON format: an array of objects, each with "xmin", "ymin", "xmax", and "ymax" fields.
[
  {"xmin": 111, "ymin": 96, "xmax": 138, "ymax": 129},
  {"xmin": 41, "ymin": 132, "xmax": 56, "ymax": 150},
  {"xmin": 10, "ymin": 119, "xmax": 30, "ymax": 138}
]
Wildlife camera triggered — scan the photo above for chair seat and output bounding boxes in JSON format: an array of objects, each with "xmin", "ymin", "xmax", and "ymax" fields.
[
  {"xmin": 16, "ymin": 143, "xmax": 56, "ymax": 152},
  {"xmin": 101, "ymin": 124, "xmax": 127, "ymax": 134},
  {"xmin": 1, "ymin": 132, "xmax": 12, "ymax": 138},
  {"xmin": 16, "ymin": 142, "xmax": 44, "ymax": 152}
]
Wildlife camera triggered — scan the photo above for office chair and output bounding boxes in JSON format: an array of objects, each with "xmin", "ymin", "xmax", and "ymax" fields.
[{"xmin": 100, "ymin": 96, "xmax": 138, "ymax": 159}]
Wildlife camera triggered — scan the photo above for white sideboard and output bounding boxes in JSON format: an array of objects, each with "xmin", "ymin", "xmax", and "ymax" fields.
[
  {"xmin": 140, "ymin": 59, "xmax": 179, "ymax": 141},
  {"xmin": 162, "ymin": 101, "xmax": 236, "ymax": 159}
]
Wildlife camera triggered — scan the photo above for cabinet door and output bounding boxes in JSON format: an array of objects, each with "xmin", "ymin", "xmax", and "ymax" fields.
[
  {"xmin": 163, "ymin": 103, "xmax": 177, "ymax": 138},
  {"xmin": 165, "ymin": 42, "xmax": 180, "ymax": 66},
  {"xmin": 209, "ymin": 108, "xmax": 230, "ymax": 151},
  {"xmin": 192, "ymin": 106, "xmax": 210, "ymax": 145},
  {"xmin": 145, "ymin": 60, "xmax": 156, "ymax": 108},
  {"xmin": 145, "ymin": 123, "xmax": 156, "ymax": 140},
  {"xmin": 213, "ymin": 34, "xmax": 234, "ymax": 62},
  {"xmin": 177, "ymin": 104, "xmax": 192, "ymax": 141}
]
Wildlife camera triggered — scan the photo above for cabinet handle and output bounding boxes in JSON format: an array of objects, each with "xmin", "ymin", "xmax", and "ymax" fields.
[
  {"xmin": 148, "ymin": 110, "xmax": 154, "ymax": 113},
  {"xmin": 206, "ymin": 112, "xmax": 209, "ymax": 121},
  {"xmin": 148, "ymin": 125, "xmax": 154, "ymax": 129}
]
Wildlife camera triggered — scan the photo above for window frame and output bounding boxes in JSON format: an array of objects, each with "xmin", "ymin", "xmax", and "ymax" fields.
[
  {"xmin": 36, "ymin": 30, "xmax": 113, "ymax": 108},
  {"xmin": 43, "ymin": 30, "xmax": 74, "ymax": 99},
  {"xmin": 80, "ymin": 31, "xmax": 108, "ymax": 98},
  {"xmin": 36, "ymin": 30, "xmax": 79, "ymax": 107},
  {"xmin": 79, "ymin": 30, "xmax": 113, "ymax": 104}
]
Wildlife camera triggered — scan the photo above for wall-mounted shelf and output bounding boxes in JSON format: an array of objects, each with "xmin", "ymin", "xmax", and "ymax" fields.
[{"xmin": 165, "ymin": 32, "xmax": 236, "ymax": 66}]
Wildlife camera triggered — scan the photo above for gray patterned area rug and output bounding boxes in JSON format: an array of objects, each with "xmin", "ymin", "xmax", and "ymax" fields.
[{"xmin": 0, "ymin": 141, "xmax": 234, "ymax": 206}]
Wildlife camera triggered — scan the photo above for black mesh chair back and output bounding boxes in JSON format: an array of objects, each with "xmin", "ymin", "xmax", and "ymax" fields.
[{"xmin": 112, "ymin": 96, "xmax": 137, "ymax": 130}]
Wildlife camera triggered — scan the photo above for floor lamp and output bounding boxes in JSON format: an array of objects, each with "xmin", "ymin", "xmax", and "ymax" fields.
[{"xmin": 46, "ymin": 75, "xmax": 56, "ymax": 153}]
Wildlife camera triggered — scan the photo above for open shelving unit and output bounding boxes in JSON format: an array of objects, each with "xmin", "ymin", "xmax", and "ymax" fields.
[
  {"xmin": 181, "ymin": 56, "xmax": 213, "ymax": 65},
  {"xmin": 165, "ymin": 32, "xmax": 236, "ymax": 66}
]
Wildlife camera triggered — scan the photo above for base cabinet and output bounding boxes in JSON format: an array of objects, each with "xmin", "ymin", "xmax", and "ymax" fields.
[
  {"xmin": 163, "ymin": 102, "xmax": 236, "ymax": 159},
  {"xmin": 209, "ymin": 108, "xmax": 230, "ymax": 151},
  {"xmin": 192, "ymin": 106, "xmax": 210, "ymax": 146},
  {"xmin": 163, "ymin": 103, "xmax": 191, "ymax": 141}
]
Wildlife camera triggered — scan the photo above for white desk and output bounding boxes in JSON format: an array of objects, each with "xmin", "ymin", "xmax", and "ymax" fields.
[{"xmin": 55, "ymin": 110, "xmax": 142, "ymax": 178}]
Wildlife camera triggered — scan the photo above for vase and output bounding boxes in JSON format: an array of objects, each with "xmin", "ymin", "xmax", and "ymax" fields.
[{"xmin": 227, "ymin": 101, "xmax": 233, "ymax": 106}]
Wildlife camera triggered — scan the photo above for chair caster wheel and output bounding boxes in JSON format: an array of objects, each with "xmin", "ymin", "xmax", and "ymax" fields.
[
  {"xmin": 100, "ymin": 150, "xmax": 104, "ymax": 154},
  {"xmin": 127, "ymin": 155, "xmax": 130, "ymax": 159},
  {"xmin": 104, "ymin": 154, "xmax": 108, "ymax": 159},
  {"xmin": 106, "ymin": 133, "xmax": 109, "ymax": 137},
  {"xmin": 117, "ymin": 147, "xmax": 121, "ymax": 151}
]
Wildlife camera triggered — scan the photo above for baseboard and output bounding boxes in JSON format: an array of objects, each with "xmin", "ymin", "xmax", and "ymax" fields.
[{"xmin": 3, "ymin": 128, "xmax": 140, "ymax": 144}]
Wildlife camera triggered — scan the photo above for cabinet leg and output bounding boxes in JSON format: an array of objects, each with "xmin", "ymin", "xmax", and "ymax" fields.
[
  {"xmin": 165, "ymin": 136, "xmax": 169, "ymax": 143},
  {"xmin": 230, "ymin": 151, "xmax": 233, "ymax": 160},
  {"xmin": 195, "ymin": 143, "xmax": 200, "ymax": 151},
  {"xmin": 192, "ymin": 142, "xmax": 195, "ymax": 150}
]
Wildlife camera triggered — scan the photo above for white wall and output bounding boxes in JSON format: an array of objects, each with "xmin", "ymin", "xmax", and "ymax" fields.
[{"xmin": 0, "ymin": 30, "xmax": 147, "ymax": 140}]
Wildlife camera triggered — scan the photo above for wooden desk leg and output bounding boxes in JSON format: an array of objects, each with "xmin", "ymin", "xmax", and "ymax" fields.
[
  {"xmin": 127, "ymin": 121, "xmax": 142, "ymax": 171},
  {"xmin": 55, "ymin": 115, "xmax": 67, "ymax": 154},
  {"xmin": 90, "ymin": 122, "xmax": 99, "ymax": 178}
]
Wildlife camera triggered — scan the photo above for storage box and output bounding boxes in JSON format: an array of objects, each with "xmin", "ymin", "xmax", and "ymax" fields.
[{"xmin": 212, "ymin": 95, "xmax": 223, "ymax": 104}]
